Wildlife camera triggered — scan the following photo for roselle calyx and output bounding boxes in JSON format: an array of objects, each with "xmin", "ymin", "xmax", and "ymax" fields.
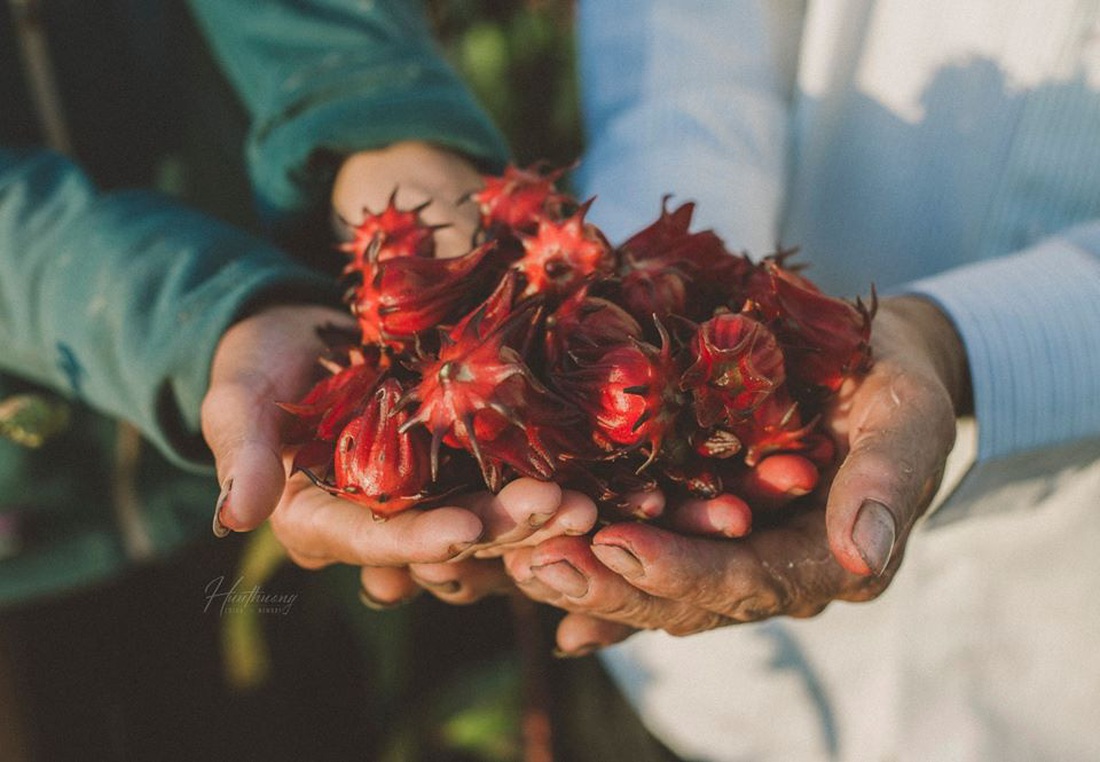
[
  {"xmin": 513, "ymin": 202, "xmax": 614, "ymax": 299},
  {"xmin": 282, "ymin": 163, "xmax": 874, "ymax": 532},
  {"xmin": 469, "ymin": 162, "xmax": 570, "ymax": 233},
  {"xmin": 681, "ymin": 311, "xmax": 786, "ymax": 428},
  {"xmin": 555, "ymin": 319, "xmax": 682, "ymax": 471},
  {"xmin": 616, "ymin": 199, "xmax": 748, "ymax": 323},
  {"xmin": 301, "ymin": 377, "xmax": 432, "ymax": 518},
  {"xmin": 339, "ymin": 191, "xmax": 438, "ymax": 269}
]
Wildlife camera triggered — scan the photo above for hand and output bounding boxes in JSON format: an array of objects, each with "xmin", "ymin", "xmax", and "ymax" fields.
[
  {"xmin": 215, "ymin": 143, "xmax": 597, "ymax": 607},
  {"xmin": 503, "ymin": 296, "xmax": 968, "ymax": 654},
  {"xmin": 331, "ymin": 140, "xmax": 486, "ymax": 260},
  {"xmin": 202, "ymin": 302, "xmax": 597, "ymax": 607},
  {"xmin": 202, "ymin": 302, "xmax": 357, "ymax": 533},
  {"xmin": 274, "ymin": 475, "xmax": 597, "ymax": 608}
]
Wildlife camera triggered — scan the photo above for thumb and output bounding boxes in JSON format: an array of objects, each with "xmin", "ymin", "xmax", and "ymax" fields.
[
  {"xmin": 200, "ymin": 304, "xmax": 351, "ymax": 535},
  {"xmin": 202, "ymin": 377, "xmax": 288, "ymax": 535},
  {"xmin": 824, "ymin": 369, "xmax": 956, "ymax": 576}
]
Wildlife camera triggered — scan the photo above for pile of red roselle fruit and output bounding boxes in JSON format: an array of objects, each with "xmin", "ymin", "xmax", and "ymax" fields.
[{"xmin": 280, "ymin": 164, "xmax": 875, "ymax": 536}]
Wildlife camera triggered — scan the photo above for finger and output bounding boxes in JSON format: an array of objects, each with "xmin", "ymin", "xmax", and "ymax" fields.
[
  {"xmin": 825, "ymin": 368, "xmax": 955, "ymax": 576},
  {"xmin": 665, "ymin": 494, "xmax": 753, "ymax": 537},
  {"xmin": 589, "ymin": 523, "xmax": 782, "ymax": 620},
  {"xmin": 604, "ymin": 489, "xmax": 666, "ymax": 521},
  {"xmin": 202, "ymin": 305, "xmax": 352, "ymax": 534},
  {"xmin": 503, "ymin": 546, "xmax": 569, "ymax": 606},
  {"xmin": 552, "ymin": 613, "xmax": 637, "ymax": 657},
  {"xmin": 446, "ymin": 479, "xmax": 567, "ymax": 558},
  {"xmin": 358, "ymin": 566, "xmax": 422, "ymax": 610},
  {"xmin": 736, "ymin": 454, "xmax": 820, "ymax": 512},
  {"xmin": 270, "ymin": 471, "xmax": 484, "ymax": 566},
  {"xmin": 408, "ymin": 558, "xmax": 514, "ymax": 604},
  {"xmin": 472, "ymin": 489, "xmax": 598, "ymax": 558},
  {"xmin": 202, "ymin": 379, "xmax": 286, "ymax": 533},
  {"xmin": 526, "ymin": 536, "xmax": 733, "ymax": 636},
  {"xmin": 591, "ymin": 514, "xmax": 865, "ymax": 620},
  {"xmin": 284, "ymin": 546, "xmax": 333, "ymax": 571}
]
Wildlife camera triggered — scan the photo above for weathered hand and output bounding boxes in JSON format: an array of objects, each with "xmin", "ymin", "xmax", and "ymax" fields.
[{"xmin": 504, "ymin": 296, "xmax": 968, "ymax": 653}]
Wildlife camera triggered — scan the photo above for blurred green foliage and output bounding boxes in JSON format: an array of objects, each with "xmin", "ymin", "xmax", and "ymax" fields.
[
  {"xmin": 428, "ymin": 1, "xmax": 583, "ymax": 168},
  {"xmin": 0, "ymin": 393, "xmax": 70, "ymax": 448}
]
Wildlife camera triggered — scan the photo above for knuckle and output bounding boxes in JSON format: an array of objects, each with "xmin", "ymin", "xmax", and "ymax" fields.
[
  {"xmin": 664, "ymin": 610, "xmax": 732, "ymax": 637},
  {"xmin": 841, "ymin": 572, "xmax": 892, "ymax": 602},
  {"xmin": 647, "ymin": 568, "xmax": 702, "ymax": 601},
  {"xmin": 599, "ymin": 594, "xmax": 662, "ymax": 628},
  {"xmin": 285, "ymin": 548, "xmax": 330, "ymax": 570},
  {"xmin": 787, "ymin": 600, "xmax": 831, "ymax": 619},
  {"xmin": 729, "ymin": 587, "xmax": 785, "ymax": 621}
]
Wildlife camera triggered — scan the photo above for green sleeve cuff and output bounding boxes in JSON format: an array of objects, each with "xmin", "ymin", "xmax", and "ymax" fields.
[
  {"xmin": 0, "ymin": 148, "xmax": 340, "ymax": 470},
  {"xmin": 188, "ymin": 0, "xmax": 510, "ymax": 239},
  {"xmin": 248, "ymin": 53, "xmax": 510, "ymax": 239}
]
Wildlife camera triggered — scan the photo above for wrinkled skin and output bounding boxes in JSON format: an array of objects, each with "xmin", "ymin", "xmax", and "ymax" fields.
[
  {"xmin": 500, "ymin": 295, "xmax": 967, "ymax": 653},
  {"xmin": 201, "ymin": 142, "xmax": 598, "ymax": 606}
]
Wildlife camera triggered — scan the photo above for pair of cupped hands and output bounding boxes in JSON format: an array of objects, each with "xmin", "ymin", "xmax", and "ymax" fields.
[{"xmin": 201, "ymin": 142, "xmax": 968, "ymax": 655}]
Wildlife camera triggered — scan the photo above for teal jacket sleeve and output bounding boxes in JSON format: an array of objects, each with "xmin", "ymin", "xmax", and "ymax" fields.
[
  {"xmin": 186, "ymin": 0, "xmax": 511, "ymax": 237},
  {"xmin": 0, "ymin": 148, "xmax": 340, "ymax": 469}
]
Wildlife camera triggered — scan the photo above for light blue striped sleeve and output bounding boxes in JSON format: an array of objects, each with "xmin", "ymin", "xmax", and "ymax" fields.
[
  {"xmin": 904, "ymin": 222, "xmax": 1100, "ymax": 519},
  {"xmin": 573, "ymin": 0, "xmax": 806, "ymax": 251}
]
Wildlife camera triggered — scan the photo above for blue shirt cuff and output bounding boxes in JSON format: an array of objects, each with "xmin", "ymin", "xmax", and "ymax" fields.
[{"xmin": 902, "ymin": 224, "xmax": 1100, "ymax": 462}]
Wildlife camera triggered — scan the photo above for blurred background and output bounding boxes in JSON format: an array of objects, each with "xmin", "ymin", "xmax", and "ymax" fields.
[{"xmin": 0, "ymin": 1, "xmax": 681, "ymax": 760}]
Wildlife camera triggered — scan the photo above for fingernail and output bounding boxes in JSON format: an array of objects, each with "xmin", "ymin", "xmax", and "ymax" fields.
[
  {"xmin": 853, "ymin": 499, "xmax": 896, "ymax": 576},
  {"xmin": 212, "ymin": 478, "xmax": 233, "ymax": 538},
  {"xmin": 358, "ymin": 587, "xmax": 416, "ymax": 611},
  {"xmin": 414, "ymin": 578, "xmax": 462, "ymax": 595},
  {"xmin": 591, "ymin": 543, "xmax": 644, "ymax": 579},
  {"xmin": 446, "ymin": 539, "xmax": 484, "ymax": 562},
  {"xmin": 527, "ymin": 510, "xmax": 555, "ymax": 528},
  {"xmin": 531, "ymin": 560, "xmax": 589, "ymax": 598},
  {"xmin": 446, "ymin": 527, "xmax": 488, "ymax": 560},
  {"xmin": 552, "ymin": 643, "xmax": 600, "ymax": 659}
]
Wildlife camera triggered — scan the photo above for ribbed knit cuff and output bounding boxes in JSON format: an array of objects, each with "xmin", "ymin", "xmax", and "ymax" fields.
[{"xmin": 903, "ymin": 226, "xmax": 1100, "ymax": 462}]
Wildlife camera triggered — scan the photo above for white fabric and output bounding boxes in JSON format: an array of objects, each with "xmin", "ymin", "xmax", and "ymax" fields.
[
  {"xmin": 577, "ymin": 1, "xmax": 1100, "ymax": 759},
  {"xmin": 602, "ymin": 434, "xmax": 1100, "ymax": 761}
]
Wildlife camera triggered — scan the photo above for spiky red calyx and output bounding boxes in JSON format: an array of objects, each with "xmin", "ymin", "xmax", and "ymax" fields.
[
  {"xmin": 729, "ymin": 389, "xmax": 820, "ymax": 467},
  {"xmin": 752, "ymin": 257, "xmax": 876, "ymax": 394},
  {"xmin": 285, "ymin": 162, "xmax": 873, "ymax": 527},
  {"xmin": 278, "ymin": 345, "xmax": 385, "ymax": 445},
  {"xmin": 556, "ymin": 319, "xmax": 681, "ymax": 470},
  {"xmin": 303, "ymin": 378, "xmax": 432, "ymax": 518},
  {"xmin": 339, "ymin": 191, "xmax": 438, "ymax": 269},
  {"xmin": 616, "ymin": 199, "xmax": 749, "ymax": 322},
  {"xmin": 469, "ymin": 163, "xmax": 569, "ymax": 233},
  {"xmin": 513, "ymin": 203, "xmax": 614, "ymax": 299},
  {"xmin": 544, "ymin": 288, "xmax": 644, "ymax": 370},
  {"xmin": 681, "ymin": 311, "xmax": 786, "ymax": 428},
  {"xmin": 348, "ymin": 240, "xmax": 498, "ymax": 348},
  {"xmin": 399, "ymin": 299, "xmax": 580, "ymax": 491}
]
